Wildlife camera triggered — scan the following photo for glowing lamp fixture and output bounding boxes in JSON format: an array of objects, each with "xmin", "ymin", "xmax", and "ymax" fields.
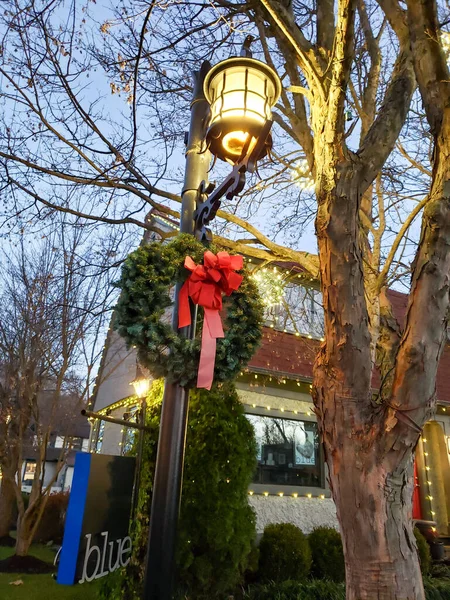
[
  {"xmin": 204, "ymin": 57, "xmax": 281, "ymax": 162},
  {"xmin": 131, "ymin": 375, "xmax": 151, "ymax": 399}
]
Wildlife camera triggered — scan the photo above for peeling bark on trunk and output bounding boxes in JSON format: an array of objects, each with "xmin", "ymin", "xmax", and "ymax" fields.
[
  {"xmin": 313, "ymin": 170, "xmax": 424, "ymax": 598},
  {"xmin": 334, "ymin": 457, "xmax": 423, "ymax": 599}
]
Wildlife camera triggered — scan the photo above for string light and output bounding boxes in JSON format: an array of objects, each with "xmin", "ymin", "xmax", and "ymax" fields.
[
  {"xmin": 440, "ymin": 31, "xmax": 450, "ymax": 59},
  {"xmin": 291, "ymin": 158, "xmax": 315, "ymax": 190},
  {"xmin": 251, "ymin": 268, "xmax": 286, "ymax": 308},
  {"xmin": 97, "ymin": 394, "xmax": 140, "ymax": 415},
  {"xmin": 242, "ymin": 402, "xmax": 315, "ymax": 418},
  {"xmin": 422, "ymin": 435, "xmax": 436, "ymax": 522},
  {"xmin": 248, "ymin": 491, "xmax": 327, "ymax": 499}
]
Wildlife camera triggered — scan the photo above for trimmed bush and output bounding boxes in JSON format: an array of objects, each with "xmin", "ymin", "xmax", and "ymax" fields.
[
  {"xmin": 257, "ymin": 523, "xmax": 311, "ymax": 583},
  {"xmin": 415, "ymin": 527, "xmax": 432, "ymax": 576},
  {"xmin": 308, "ymin": 526, "xmax": 345, "ymax": 582},
  {"xmin": 104, "ymin": 380, "xmax": 258, "ymax": 599},
  {"xmin": 33, "ymin": 491, "xmax": 69, "ymax": 543}
]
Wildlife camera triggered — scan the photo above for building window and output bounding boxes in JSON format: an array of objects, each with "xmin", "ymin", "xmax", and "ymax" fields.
[
  {"xmin": 23, "ymin": 461, "xmax": 36, "ymax": 482},
  {"xmin": 246, "ymin": 414, "xmax": 322, "ymax": 487},
  {"xmin": 122, "ymin": 405, "xmax": 139, "ymax": 455},
  {"xmin": 54, "ymin": 436, "xmax": 65, "ymax": 449},
  {"xmin": 95, "ymin": 421, "xmax": 105, "ymax": 453}
]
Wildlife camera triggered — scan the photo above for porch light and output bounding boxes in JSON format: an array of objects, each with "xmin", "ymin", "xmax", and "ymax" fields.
[
  {"xmin": 131, "ymin": 375, "xmax": 151, "ymax": 399},
  {"xmin": 204, "ymin": 57, "xmax": 281, "ymax": 162}
]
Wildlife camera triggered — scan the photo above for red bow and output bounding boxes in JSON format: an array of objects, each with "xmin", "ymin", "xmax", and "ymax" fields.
[{"xmin": 178, "ymin": 251, "xmax": 243, "ymax": 389}]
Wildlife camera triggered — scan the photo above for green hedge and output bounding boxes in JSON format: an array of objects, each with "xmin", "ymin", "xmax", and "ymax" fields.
[
  {"xmin": 308, "ymin": 526, "xmax": 345, "ymax": 583},
  {"xmin": 242, "ymin": 579, "xmax": 450, "ymax": 600},
  {"xmin": 257, "ymin": 523, "xmax": 311, "ymax": 583},
  {"xmin": 424, "ymin": 578, "xmax": 450, "ymax": 600},
  {"xmin": 101, "ymin": 380, "xmax": 258, "ymax": 600},
  {"xmin": 244, "ymin": 580, "xmax": 345, "ymax": 600},
  {"xmin": 415, "ymin": 527, "xmax": 432, "ymax": 576}
]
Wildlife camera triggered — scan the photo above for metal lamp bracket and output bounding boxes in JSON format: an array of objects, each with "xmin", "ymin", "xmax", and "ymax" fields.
[{"xmin": 194, "ymin": 120, "xmax": 273, "ymax": 242}]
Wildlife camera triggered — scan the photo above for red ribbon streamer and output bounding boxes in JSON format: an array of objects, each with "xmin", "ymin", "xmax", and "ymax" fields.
[{"xmin": 178, "ymin": 250, "xmax": 243, "ymax": 389}]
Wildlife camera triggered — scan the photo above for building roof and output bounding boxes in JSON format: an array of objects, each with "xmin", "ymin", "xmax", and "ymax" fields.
[
  {"xmin": 248, "ymin": 290, "xmax": 450, "ymax": 405},
  {"xmin": 22, "ymin": 446, "xmax": 80, "ymax": 464}
]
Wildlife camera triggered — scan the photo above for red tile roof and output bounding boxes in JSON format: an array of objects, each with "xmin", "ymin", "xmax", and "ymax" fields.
[{"xmin": 249, "ymin": 290, "xmax": 450, "ymax": 404}]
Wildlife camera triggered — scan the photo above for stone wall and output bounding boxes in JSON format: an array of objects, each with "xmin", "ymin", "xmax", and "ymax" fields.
[{"xmin": 249, "ymin": 495, "xmax": 338, "ymax": 534}]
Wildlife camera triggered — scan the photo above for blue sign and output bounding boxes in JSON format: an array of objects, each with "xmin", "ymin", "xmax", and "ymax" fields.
[{"xmin": 57, "ymin": 452, "xmax": 136, "ymax": 585}]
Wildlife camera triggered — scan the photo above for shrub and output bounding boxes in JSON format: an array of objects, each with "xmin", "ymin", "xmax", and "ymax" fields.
[
  {"xmin": 104, "ymin": 380, "xmax": 258, "ymax": 600},
  {"xmin": 424, "ymin": 578, "xmax": 450, "ymax": 600},
  {"xmin": 33, "ymin": 491, "xmax": 69, "ymax": 543},
  {"xmin": 308, "ymin": 526, "xmax": 345, "ymax": 582},
  {"xmin": 415, "ymin": 527, "xmax": 432, "ymax": 576},
  {"xmin": 242, "ymin": 579, "xmax": 450, "ymax": 600},
  {"xmin": 244, "ymin": 580, "xmax": 346, "ymax": 600},
  {"xmin": 430, "ymin": 564, "xmax": 450, "ymax": 580},
  {"xmin": 257, "ymin": 523, "xmax": 311, "ymax": 583}
]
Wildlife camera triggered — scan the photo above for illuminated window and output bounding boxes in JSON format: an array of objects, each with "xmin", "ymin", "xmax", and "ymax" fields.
[
  {"xmin": 95, "ymin": 421, "xmax": 105, "ymax": 453},
  {"xmin": 246, "ymin": 414, "xmax": 323, "ymax": 487},
  {"xmin": 23, "ymin": 461, "xmax": 36, "ymax": 482}
]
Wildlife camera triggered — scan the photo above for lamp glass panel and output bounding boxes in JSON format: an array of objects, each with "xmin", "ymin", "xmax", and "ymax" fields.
[
  {"xmin": 132, "ymin": 378, "xmax": 150, "ymax": 398},
  {"xmin": 208, "ymin": 65, "xmax": 277, "ymax": 129}
]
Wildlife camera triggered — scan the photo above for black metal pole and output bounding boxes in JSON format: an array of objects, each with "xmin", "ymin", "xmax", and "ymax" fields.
[{"xmin": 143, "ymin": 62, "xmax": 211, "ymax": 600}]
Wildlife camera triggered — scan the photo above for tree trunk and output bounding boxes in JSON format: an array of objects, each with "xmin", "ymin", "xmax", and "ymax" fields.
[
  {"xmin": 330, "ymin": 447, "xmax": 423, "ymax": 599},
  {"xmin": 314, "ymin": 170, "xmax": 424, "ymax": 598},
  {"xmin": 15, "ymin": 507, "xmax": 37, "ymax": 557},
  {"xmin": 0, "ymin": 476, "xmax": 16, "ymax": 540}
]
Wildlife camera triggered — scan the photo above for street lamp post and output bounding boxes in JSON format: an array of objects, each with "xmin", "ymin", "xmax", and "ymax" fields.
[{"xmin": 143, "ymin": 41, "xmax": 281, "ymax": 600}]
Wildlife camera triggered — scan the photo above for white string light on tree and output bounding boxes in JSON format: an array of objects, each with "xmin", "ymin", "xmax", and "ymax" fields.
[
  {"xmin": 290, "ymin": 158, "xmax": 315, "ymax": 191},
  {"xmin": 251, "ymin": 267, "xmax": 286, "ymax": 308},
  {"xmin": 440, "ymin": 31, "xmax": 450, "ymax": 59}
]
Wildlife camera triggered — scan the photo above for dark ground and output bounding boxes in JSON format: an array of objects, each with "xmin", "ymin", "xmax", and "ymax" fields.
[{"xmin": 0, "ymin": 555, "xmax": 54, "ymax": 574}]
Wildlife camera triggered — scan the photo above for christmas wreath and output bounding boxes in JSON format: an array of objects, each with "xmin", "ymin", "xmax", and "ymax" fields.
[{"xmin": 114, "ymin": 234, "xmax": 264, "ymax": 388}]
